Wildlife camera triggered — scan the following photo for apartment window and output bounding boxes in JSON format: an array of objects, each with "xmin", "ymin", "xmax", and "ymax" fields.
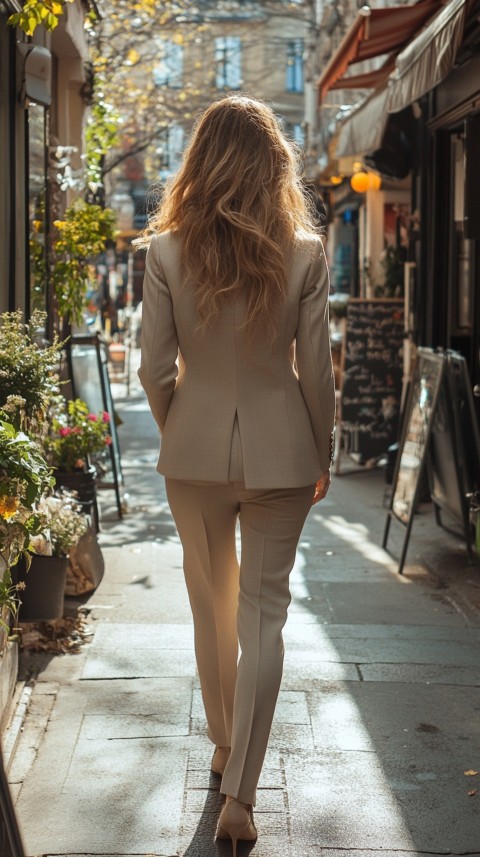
[
  {"xmin": 286, "ymin": 39, "xmax": 304, "ymax": 93},
  {"xmin": 215, "ymin": 37, "xmax": 242, "ymax": 90},
  {"xmin": 153, "ymin": 40, "xmax": 183, "ymax": 88}
]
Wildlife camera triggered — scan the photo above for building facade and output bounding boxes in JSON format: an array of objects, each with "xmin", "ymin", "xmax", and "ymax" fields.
[{"xmin": 0, "ymin": 0, "xmax": 93, "ymax": 324}]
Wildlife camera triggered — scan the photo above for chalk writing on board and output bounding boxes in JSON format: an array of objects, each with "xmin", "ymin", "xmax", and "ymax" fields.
[{"xmin": 340, "ymin": 300, "xmax": 404, "ymax": 461}]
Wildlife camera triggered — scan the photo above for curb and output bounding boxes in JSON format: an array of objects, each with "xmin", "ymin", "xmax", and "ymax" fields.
[{"xmin": 2, "ymin": 681, "xmax": 34, "ymax": 774}]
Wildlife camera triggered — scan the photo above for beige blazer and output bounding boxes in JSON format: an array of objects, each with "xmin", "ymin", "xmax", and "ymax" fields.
[{"xmin": 138, "ymin": 231, "xmax": 335, "ymax": 489}]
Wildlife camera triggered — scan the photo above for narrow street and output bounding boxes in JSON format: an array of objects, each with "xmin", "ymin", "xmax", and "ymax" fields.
[{"xmin": 6, "ymin": 354, "xmax": 480, "ymax": 857}]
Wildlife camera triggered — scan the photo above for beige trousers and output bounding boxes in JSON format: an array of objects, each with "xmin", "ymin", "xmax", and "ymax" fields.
[{"xmin": 165, "ymin": 472, "xmax": 314, "ymax": 805}]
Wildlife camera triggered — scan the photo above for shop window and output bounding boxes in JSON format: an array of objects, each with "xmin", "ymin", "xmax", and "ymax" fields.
[{"xmin": 28, "ymin": 103, "xmax": 48, "ymax": 315}]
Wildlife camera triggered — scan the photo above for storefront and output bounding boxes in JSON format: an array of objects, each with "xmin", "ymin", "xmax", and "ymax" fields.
[{"xmin": 386, "ymin": 0, "xmax": 480, "ymax": 391}]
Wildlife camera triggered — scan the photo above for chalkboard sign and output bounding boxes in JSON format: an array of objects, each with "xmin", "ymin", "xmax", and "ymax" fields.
[
  {"xmin": 69, "ymin": 334, "xmax": 123, "ymax": 519},
  {"xmin": 383, "ymin": 348, "xmax": 479, "ymax": 573},
  {"xmin": 430, "ymin": 352, "xmax": 480, "ymax": 525},
  {"xmin": 338, "ymin": 299, "xmax": 404, "ymax": 468},
  {"xmin": 391, "ymin": 350, "xmax": 444, "ymax": 526}
]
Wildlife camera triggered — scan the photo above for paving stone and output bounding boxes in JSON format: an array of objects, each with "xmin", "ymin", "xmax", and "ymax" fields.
[
  {"xmin": 82, "ymin": 712, "xmax": 191, "ymax": 740},
  {"xmin": 91, "ymin": 622, "xmax": 194, "ymax": 650},
  {"xmin": 287, "ymin": 619, "xmax": 480, "ymax": 642},
  {"xmin": 81, "ymin": 676, "xmax": 194, "ymax": 714},
  {"xmin": 185, "ymin": 788, "xmax": 224, "ymax": 813},
  {"xmin": 297, "ymin": 580, "xmax": 465, "ymax": 627},
  {"xmin": 284, "ymin": 622, "xmax": 480, "ymax": 665},
  {"xmin": 360, "ymin": 662, "xmax": 480, "ymax": 685},
  {"xmin": 282, "ymin": 652, "xmax": 360, "ymax": 687},
  {"xmin": 269, "ymin": 723, "xmax": 315, "ymax": 752},
  {"xmin": 17, "ymin": 736, "xmax": 189, "ymax": 855},
  {"xmin": 291, "ymin": 844, "xmax": 454, "ymax": 857},
  {"xmin": 82, "ymin": 647, "xmax": 197, "ymax": 679},
  {"xmin": 286, "ymin": 748, "xmax": 480, "ymax": 852},
  {"xmin": 308, "ymin": 681, "xmax": 480, "ymax": 757},
  {"xmin": 272, "ymin": 691, "xmax": 310, "ymax": 726}
]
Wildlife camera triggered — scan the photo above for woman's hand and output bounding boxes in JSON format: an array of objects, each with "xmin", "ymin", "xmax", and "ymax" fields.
[{"xmin": 312, "ymin": 469, "xmax": 331, "ymax": 505}]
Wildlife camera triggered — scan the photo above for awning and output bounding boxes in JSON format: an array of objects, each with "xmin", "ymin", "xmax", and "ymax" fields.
[
  {"xmin": 328, "ymin": 55, "xmax": 397, "ymax": 93},
  {"xmin": 318, "ymin": 0, "xmax": 443, "ymax": 104},
  {"xmin": 387, "ymin": 0, "xmax": 467, "ymax": 112},
  {"xmin": 336, "ymin": 87, "xmax": 389, "ymax": 157}
]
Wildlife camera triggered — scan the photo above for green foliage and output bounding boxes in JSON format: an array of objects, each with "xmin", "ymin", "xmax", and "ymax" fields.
[
  {"xmin": 0, "ymin": 418, "xmax": 54, "ymax": 508},
  {"xmin": 44, "ymin": 398, "xmax": 112, "ymax": 473},
  {"xmin": 0, "ymin": 414, "xmax": 54, "ymax": 577},
  {"xmin": 0, "ymin": 566, "xmax": 22, "ymax": 633},
  {"xmin": 51, "ymin": 200, "xmax": 117, "ymax": 325},
  {"xmin": 0, "ymin": 310, "xmax": 63, "ymax": 432},
  {"xmin": 85, "ymin": 92, "xmax": 121, "ymax": 191},
  {"xmin": 7, "ymin": 0, "xmax": 73, "ymax": 36}
]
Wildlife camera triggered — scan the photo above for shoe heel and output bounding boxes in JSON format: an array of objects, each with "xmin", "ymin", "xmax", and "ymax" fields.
[{"xmin": 216, "ymin": 797, "xmax": 257, "ymax": 854}]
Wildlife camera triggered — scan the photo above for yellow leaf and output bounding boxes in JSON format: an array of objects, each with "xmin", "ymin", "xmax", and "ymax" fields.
[
  {"xmin": 178, "ymin": 91, "xmax": 187, "ymax": 102},
  {"xmin": 51, "ymin": 1, "xmax": 63, "ymax": 13},
  {"xmin": 464, "ymin": 770, "xmax": 479, "ymax": 776},
  {"xmin": 127, "ymin": 49, "xmax": 140, "ymax": 65},
  {"xmin": 172, "ymin": 33, "xmax": 184, "ymax": 45}
]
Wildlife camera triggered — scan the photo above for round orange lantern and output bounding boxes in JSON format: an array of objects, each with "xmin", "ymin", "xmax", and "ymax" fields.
[
  {"xmin": 350, "ymin": 171, "xmax": 370, "ymax": 193},
  {"xmin": 368, "ymin": 172, "xmax": 382, "ymax": 191}
]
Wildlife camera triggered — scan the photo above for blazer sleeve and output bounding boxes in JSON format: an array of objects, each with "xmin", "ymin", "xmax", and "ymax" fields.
[
  {"xmin": 295, "ymin": 241, "xmax": 336, "ymax": 473},
  {"xmin": 137, "ymin": 235, "xmax": 179, "ymax": 433}
]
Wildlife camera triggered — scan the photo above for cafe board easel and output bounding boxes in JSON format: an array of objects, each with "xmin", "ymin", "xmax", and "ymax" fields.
[{"xmin": 383, "ymin": 348, "xmax": 480, "ymax": 573}]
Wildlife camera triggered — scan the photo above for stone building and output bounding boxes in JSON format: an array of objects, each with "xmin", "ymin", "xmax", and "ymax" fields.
[
  {"xmin": 111, "ymin": 0, "xmax": 308, "ymax": 233},
  {"xmin": 0, "ymin": 0, "xmax": 94, "ymax": 318}
]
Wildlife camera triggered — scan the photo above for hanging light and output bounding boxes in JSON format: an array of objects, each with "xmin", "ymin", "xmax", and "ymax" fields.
[
  {"xmin": 368, "ymin": 172, "xmax": 382, "ymax": 191},
  {"xmin": 350, "ymin": 171, "xmax": 370, "ymax": 193}
]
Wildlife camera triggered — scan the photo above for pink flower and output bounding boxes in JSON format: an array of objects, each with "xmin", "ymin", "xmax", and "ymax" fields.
[
  {"xmin": 72, "ymin": 427, "xmax": 82, "ymax": 435},
  {"xmin": 102, "ymin": 411, "xmax": 110, "ymax": 423},
  {"xmin": 59, "ymin": 427, "xmax": 72, "ymax": 437},
  {"xmin": 105, "ymin": 436, "xmax": 112, "ymax": 445},
  {"xmin": 87, "ymin": 413, "xmax": 97, "ymax": 422}
]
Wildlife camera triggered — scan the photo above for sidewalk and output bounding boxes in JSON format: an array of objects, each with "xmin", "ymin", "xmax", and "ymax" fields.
[{"xmin": 6, "ymin": 357, "xmax": 480, "ymax": 857}]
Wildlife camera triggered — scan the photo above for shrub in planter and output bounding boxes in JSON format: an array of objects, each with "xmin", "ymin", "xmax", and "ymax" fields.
[
  {"xmin": 0, "ymin": 309, "xmax": 63, "ymax": 434},
  {"xmin": 0, "ymin": 413, "xmax": 54, "ymax": 632},
  {"xmin": 17, "ymin": 492, "xmax": 89, "ymax": 622},
  {"xmin": 43, "ymin": 398, "xmax": 111, "ymax": 528},
  {"xmin": 44, "ymin": 398, "xmax": 112, "ymax": 474}
]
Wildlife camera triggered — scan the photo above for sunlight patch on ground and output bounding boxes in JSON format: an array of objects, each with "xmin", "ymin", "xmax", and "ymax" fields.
[{"xmin": 316, "ymin": 514, "xmax": 405, "ymax": 577}]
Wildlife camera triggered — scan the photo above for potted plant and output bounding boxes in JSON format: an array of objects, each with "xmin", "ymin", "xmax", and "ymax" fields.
[
  {"xmin": 43, "ymin": 398, "xmax": 111, "ymax": 526},
  {"xmin": 16, "ymin": 492, "xmax": 89, "ymax": 623},
  {"xmin": 0, "ymin": 411, "xmax": 54, "ymax": 632},
  {"xmin": 0, "ymin": 309, "xmax": 63, "ymax": 434}
]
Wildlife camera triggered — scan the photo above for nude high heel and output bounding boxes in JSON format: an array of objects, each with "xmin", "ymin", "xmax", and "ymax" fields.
[
  {"xmin": 216, "ymin": 797, "xmax": 257, "ymax": 857},
  {"xmin": 211, "ymin": 746, "xmax": 231, "ymax": 775}
]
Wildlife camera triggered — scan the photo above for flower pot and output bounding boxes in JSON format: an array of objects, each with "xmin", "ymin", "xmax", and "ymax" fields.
[
  {"xmin": 54, "ymin": 465, "xmax": 99, "ymax": 531},
  {"xmin": 66, "ymin": 526, "xmax": 105, "ymax": 596},
  {"xmin": 15, "ymin": 556, "xmax": 68, "ymax": 623}
]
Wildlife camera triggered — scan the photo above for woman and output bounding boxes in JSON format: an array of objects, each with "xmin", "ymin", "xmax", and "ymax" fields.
[{"xmin": 138, "ymin": 95, "xmax": 335, "ymax": 855}]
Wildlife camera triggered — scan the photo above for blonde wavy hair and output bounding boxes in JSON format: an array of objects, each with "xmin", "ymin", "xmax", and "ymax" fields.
[{"xmin": 140, "ymin": 95, "xmax": 319, "ymax": 339}]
